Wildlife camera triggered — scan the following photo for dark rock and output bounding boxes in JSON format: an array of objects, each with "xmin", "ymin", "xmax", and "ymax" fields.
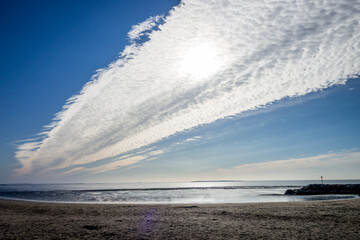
[
  {"xmin": 284, "ymin": 189, "xmax": 297, "ymax": 195},
  {"xmin": 284, "ymin": 184, "xmax": 360, "ymax": 195}
]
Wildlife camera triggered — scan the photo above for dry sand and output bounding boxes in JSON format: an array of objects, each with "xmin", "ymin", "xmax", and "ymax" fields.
[{"xmin": 1, "ymin": 199, "xmax": 360, "ymax": 239}]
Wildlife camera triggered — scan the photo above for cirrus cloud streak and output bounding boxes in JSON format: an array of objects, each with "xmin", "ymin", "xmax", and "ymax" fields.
[
  {"xmin": 15, "ymin": 0, "xmax": 360, "ymax": 176},
  {"xmin": 217, "ymin": 150, "xmax": 360, "ymax": 180}
]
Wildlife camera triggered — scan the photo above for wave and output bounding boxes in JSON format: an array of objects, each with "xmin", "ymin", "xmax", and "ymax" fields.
[{"xmin": 0, "ymin": 185, "xmax": 298, "ymax": 194}]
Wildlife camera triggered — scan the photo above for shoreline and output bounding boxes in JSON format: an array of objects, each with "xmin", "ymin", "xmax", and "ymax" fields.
[
  {"xmin": 0, "ymin": 193, "xmax": 359, "ymax": 205},
  {"xmin": 1, "ymin": 198, "xmax": 360, "ymax": 239}
]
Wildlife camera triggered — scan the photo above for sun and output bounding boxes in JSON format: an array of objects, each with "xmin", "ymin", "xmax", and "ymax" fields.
[{"xmin": 179, "ymin": 43, "xmax": 222, "ymax": 80}]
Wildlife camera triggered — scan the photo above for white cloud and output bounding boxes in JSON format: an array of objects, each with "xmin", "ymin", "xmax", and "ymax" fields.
[
  {"xmin": 184, "ymin": 136, "xmax": 202, "ymax": 142},
  {"xmin": 148, "ymin": 150, "xmax": 164, "ymax": 156},
  {"xmin": 217, "ymin": 151, "xmax": 360, "ymax": 180},
  {"xmin": 63, "ymin": 167, "xmax": 85, "ymax": 175},
  {"xmin": 128, "ymin": 15, "xmax": 164, "ymax": 42},
  {"xmin": 15, "ymin": 0, "xmax": 360, "ymax": 176},
  {"xmin": 87, "ymin": 155, "xmax": 146, "ymax": 174}
]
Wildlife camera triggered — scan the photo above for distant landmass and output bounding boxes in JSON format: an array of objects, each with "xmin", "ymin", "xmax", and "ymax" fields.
[{"xmin": 191, "ymin": 180, "xmax": 244, "ymax": 182}]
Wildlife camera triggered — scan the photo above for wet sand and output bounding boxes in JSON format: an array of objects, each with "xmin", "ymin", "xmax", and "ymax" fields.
[{"xmin": 1, "ymin": 199, "xmax": 359, "ymax": 239}]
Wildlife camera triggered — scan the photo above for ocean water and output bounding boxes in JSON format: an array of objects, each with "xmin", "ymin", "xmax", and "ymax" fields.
[{"xmin": 0, "ymin": 180, "xmax": 359, "ymax": 204}]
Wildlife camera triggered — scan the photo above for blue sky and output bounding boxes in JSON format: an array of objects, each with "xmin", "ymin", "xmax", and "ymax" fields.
[{"xmin": 0, "ymin": 0, "xmax": 359, "ymax": 183}]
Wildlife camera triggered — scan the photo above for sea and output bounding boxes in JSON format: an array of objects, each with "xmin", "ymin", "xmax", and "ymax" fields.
[{"xmin": 0, "ymin": 180, "xmax": 359, "ymax": 204}]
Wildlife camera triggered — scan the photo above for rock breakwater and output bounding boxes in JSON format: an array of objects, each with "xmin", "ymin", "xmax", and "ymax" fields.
[{"xmin": 285, "ymin": 184, "xmax": 360, "ymax": 195}]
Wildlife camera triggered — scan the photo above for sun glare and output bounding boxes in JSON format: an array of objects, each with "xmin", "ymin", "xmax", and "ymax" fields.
[{"xmin": 179, "ymin": 44, "xmax": 222, "ymax": 80}]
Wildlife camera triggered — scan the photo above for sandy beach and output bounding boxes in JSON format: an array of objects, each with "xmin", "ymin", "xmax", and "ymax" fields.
[{"xmin": 1, "ymin": 199, "xmax": 359, "ymax": 239}]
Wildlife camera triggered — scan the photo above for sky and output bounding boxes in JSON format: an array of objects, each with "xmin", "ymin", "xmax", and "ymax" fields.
[{"xmin": 0, "ymin": 0, "xmax": 359, "ymax": 183}]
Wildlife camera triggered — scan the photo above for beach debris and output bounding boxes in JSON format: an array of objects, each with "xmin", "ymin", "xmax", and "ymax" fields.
[{"xmin": 183, "ymin": 205, "xmax": 198, "ymax": 208}]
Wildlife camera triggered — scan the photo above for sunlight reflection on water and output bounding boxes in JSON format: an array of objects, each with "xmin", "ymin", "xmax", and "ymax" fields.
[{"xmin": 0, "ymin": 180, "xmax": 359, "ymax": 204}]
